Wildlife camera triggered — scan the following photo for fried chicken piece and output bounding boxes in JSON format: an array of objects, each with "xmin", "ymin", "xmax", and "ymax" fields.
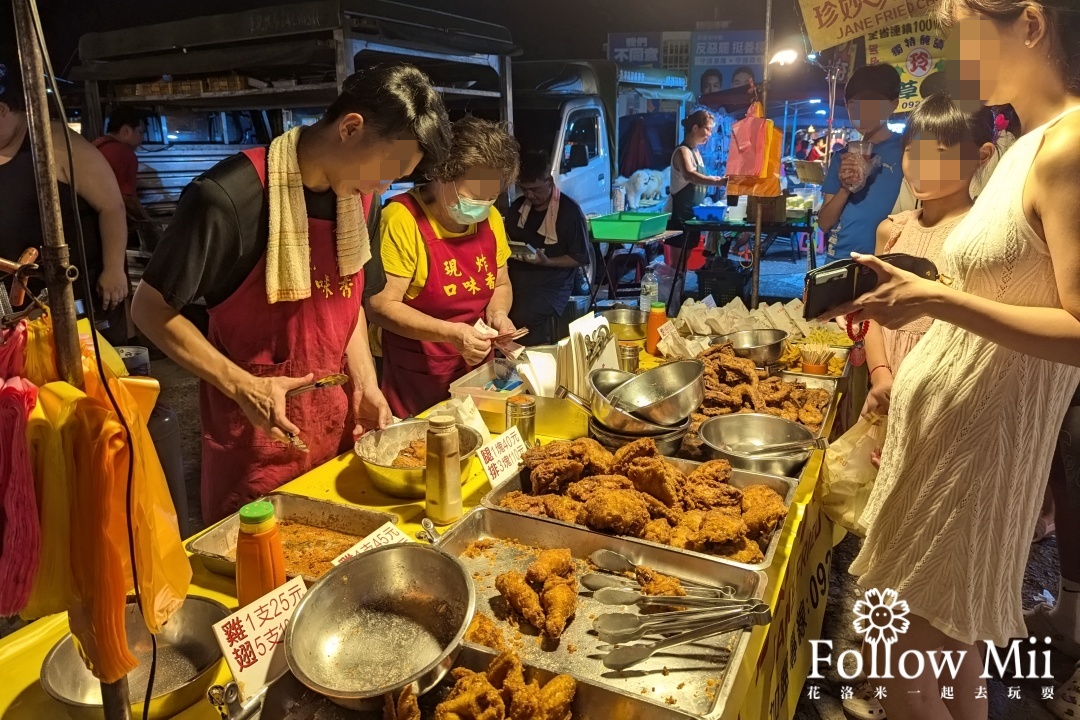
[
  {"xmin": 641, "ymin": 493, "xmax": 683, "ymax": 525},
  {"xmin": 699, "ymin": 342, "xmax": 736, "ymax": 361},
  {"xmin": 642, "ymin": 518, "xmax": 673, "ymax": 544},
  {"xmin": 540, "ymin": 576, "xmax": 578, "ymax": 639},
  {"xmin": 542, "ymin": 495, "xmax": 587, "ymax": 525},
  {"xmin": 529, "ymin": 459, "xmax": 584, "ymax": 495},
  {"xmin": 703, "ymin": 364, "xmax": 723, "ymax": 393},
  {"xmin": 391, "ymin": 439, "xmax": 427, "ymax": 468},
  {"xmin": 701, "ymin": 405, "xmax": 735, "ymax": 416},
  {"xmin": 611, "ymin": 437, "xmax": 660, "ymax": 476},
  {"xmin": 703, "ymin": 389, "xmax": 739, "ymax": 408},
  {"xmin": 730, "ymin": 383, "xmax": 765, "ymax": 410},
  {"xmin": 741, "ymin": 484, "xmax": 789, "ymax": 540},
  {"xmin": 722, "ymin": 536, "xmax": 765, "ymax": 564},
  {"xmin": 537, "ymin": 675, "xmax": 577, "ymax": 720},
  {"xmin": 683, "ymin": 478, "xmax": 743, "ymax": 511},
  {"xmin": 495, "ymin": 571, "xmax": 545, "ymax": 630},
  {"xmin": 465, "ymin": 612, "xmax": 506, "ymax": 652},
  {"xmin": 798, "ymin": 403, "xmax": 825, "ymax": 427},
  {"xmin": 521, "ymin": 440, "xmax": 573, "ymax": 470},
  {"xmin": 687, "ymin": 459, "xmax": 732, "ymax": 485},
  {"xmin": 696, "ymin": 508, "xmax": 748, "ymax": 546},
  {"xmin": 436, "ymin": 671, "xmax": 505, "ymax": 720},
  {"xmin": 526, "ymin": 549, "xmax": 574, "ymax": 585},
  {"xmin": 569, "ymin": 437, "xmax": 614, "ymax": 475},
  {"xmin": 804, "ymin": 388, "xmax": 832, "ymax": 408},
  {"xmin": 634, "ymin": 566, "xmax": 687, "ymax": 597},
  {"xmin": 500, "ymin": 491, "xmax": 548, "ymax": 517},
  {"xmin": 583, "ymin": 489, "xmax": 650, "ymax": 537},
  {"xmin": 719, "ymin": 354, "xmax": 759, "ymax": 385},
  {"xmin": 564, "ymin": 475, "xmax": 632, "ymax": 502},
  {"xmin": 669, "ymin": 524, "xmax": 701, "ymax": 551},
  {"xmin": 679, "ymin": 509, "xmax": 706, "ymax": 532},
  {"xmin": 680, "ymin": 417, "xmax": 707, "ymax": 460},
  {"xmin": 384, "ymin": 685, "xmax": 420, "ymax": 720},
  {"xmin": 627, "ymin": 456, "xmax": 684, "ymax": 508},
  {"xmin": 759, "ymin": 377, "xmax": 791, "ymax": 404},
  {"xmin": 506, "ymin": 680, "xmax": 543, "ymax": 720},
  {"xmin": 485, "ymin": 650, "xmax": 526, "ymax": 702}
]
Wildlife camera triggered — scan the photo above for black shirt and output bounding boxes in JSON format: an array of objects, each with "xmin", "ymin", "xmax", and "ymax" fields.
[
  {"xmin": 506, "ymin": 194, "xmax": 590, "ymax": 314},
  {"xmin": 142, "ymin": 152, "xmax": 382, "ymax": 310}
]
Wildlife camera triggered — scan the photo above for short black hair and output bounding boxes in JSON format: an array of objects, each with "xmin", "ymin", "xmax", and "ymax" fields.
[
  {"xmin": 105, "ymin": 106, "xmax": 147, "ymax": 133},
  {"xmin": 731, "ymin": 66, "xmax": 756, "ymax": 83},
  {"xmin": 845, "ymin": 64, "xmax": 902, "ymax": 103},
  {"xmin": 519, "ymin": 148, "xmax": 552, "ymax": 184},
  {"xmin": 325, "ymin": 62, "xmax": 451, "ymax": 173},
  {"xmin": 0, "ymin": 56, "xmax": 25, "ymax": 111},
  {"xmin": 902, "ymin": 92, "xmax": 995, "ymax": 149},
  {"xmin": 700, "ymin": 69, "xmax": 722, "ymax": 90}
]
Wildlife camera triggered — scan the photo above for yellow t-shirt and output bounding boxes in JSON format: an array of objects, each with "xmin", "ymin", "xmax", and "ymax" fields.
[{"xmin": 380, "ymin": 190, "xmax": 511, "ymax": 300}]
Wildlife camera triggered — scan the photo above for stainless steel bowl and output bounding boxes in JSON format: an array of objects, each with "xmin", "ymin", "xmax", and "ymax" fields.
[
  {"xmin": 607, "ymin": 359, "xmax": 705, "ymax": 426},
  {"xmin": 41, "ymin": 596, "xmax": 228, "ymax": 720},
  {"xmin": 698, "ymin": 413, "xmax": 816, "ymax": 476},
  {"xmin": 712, "ymin": 329, "xmax": 790, "ymax": 367},
  {"xmin": 286, "ymin": 544, "xmax": 474, "ymax": 711},
  {"xmin": 589, "ymin": 369, "xmax": 678, "ymax": 436},
  {"xmin": 355, "ymin": 420, "xmax": 484, "ymax": 499},
  {"xmin": 600, "ymin": 308, "xmax": 648, "ymax": 341},
  {"xmin": 589, "ymin": 417, "xmax": 688, "ymax": 455}
]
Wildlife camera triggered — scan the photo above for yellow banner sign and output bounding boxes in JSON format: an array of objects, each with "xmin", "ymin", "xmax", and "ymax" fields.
[
  {"xmin": 800, "ymin": 0, "xmax": 936, "ymax": 51},
  {"xmin": 867, "ymin": 20, "xmax": 947, "ymax": 113}
]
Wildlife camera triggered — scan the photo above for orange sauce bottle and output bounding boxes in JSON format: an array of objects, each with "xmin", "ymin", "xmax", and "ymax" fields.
[
  {"xmin": 235, "ymin": 501, "xmax": 286, "ymax": 608},
  {"xmin": 645, "ymin": 302, "xmax": 667, "ymax": 356}
]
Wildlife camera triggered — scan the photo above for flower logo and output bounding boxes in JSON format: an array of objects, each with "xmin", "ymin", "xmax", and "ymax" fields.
[{"xmin": 853, "ymin": 588, "xmax": 910, "ymax": 645}]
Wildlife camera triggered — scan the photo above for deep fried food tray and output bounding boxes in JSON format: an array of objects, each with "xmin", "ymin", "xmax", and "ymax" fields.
[
  {"xmin": 186, "ymin": 492, "xmax": 397, "ymax": 583},
  {"xmin": 776, "ymin": 372, "xmax": 839, "ymax": 438},
  {"xmin": 436, "ymin": 508, "xmax": 765, "ymax": 719},
  {"xmin": 482, "ymin": 457, "xmax": 797, "ymax": 572}
]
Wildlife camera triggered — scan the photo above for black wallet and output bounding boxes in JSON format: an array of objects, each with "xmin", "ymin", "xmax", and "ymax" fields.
[{"xmin": 802, "ymin": 253, "xmax": 939, "ymax": 319}]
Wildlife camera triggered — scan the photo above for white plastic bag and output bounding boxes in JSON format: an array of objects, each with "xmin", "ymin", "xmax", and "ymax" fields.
[{"xmin": 820, "ymin": 415, "xmax": 887, "ymax": 536}]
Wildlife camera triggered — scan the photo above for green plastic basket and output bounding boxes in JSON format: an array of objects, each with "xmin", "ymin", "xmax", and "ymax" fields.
[{"xmin": 589, "ymin": 212, "xmax": 671, "ymax": 242}]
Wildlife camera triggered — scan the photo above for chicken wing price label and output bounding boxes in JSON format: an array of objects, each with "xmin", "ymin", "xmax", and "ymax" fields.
[
  {"xmin": 213, "ymin": 575, "xmax": 307, "ymax": 701},
  {"xmin": 478, "ymin": 426, "xmax": 530, "ymax": 487},
  {"xmin": 701, "ymin": 295, "xmax": 717, "ymax": 310},
  {"xmin": 658, "ymin": 321, "xmax": 678, "ymax": 340},
  {"xmin": 330, "ymin": 521, "xmax": 413, "ymax": 566}
]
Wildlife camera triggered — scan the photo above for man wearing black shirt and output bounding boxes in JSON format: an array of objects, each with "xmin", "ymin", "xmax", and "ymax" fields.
[
  {"xmin": 131, "ymin": 64, "xmax": 451, "ymax": 522},
  {"xmin": 507, "ymin": 150, "xmax": 590, "ymax": 345}
]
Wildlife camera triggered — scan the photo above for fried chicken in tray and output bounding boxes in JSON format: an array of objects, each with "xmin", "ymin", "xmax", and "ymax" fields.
[
  {"xmin": 425, "ymin": 650, "xmax": 577, "ymax": 720},
  {"xmin": 495, "ymin": 548, "xmax": 579, "ymax": 641}
]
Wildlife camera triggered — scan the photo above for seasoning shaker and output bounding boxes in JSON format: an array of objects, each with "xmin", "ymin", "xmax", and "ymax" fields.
[
  {"xmin": 425, "ymin": 415, "xmax": 462, "ymax": 525},
  {"xmin": 617, "ymin": 342, "xmax": 640, "ymax": 373},
  {"xmin": 505, "ymin": 395, "xmax": 536, "ymax": 446}
]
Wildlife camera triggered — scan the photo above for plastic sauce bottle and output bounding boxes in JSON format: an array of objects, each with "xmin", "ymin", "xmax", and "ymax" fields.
[
  {"xmin": 425, "ymin": 415, "xmax": 462, "ymax": 525},
  {"xmin": 645, "ymin": 301, "xmax": 667, "ymax": 356},
  {"xmin": 235, "ymin": 500, "xmax": 287, "ymax": 608}
]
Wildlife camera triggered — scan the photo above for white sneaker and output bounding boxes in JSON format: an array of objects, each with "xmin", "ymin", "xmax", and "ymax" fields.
[
  {"xmin": 843, "ymin": 680, "xmax": 887, "ymax": 720},
  {"xmin": 1049, "ymin": 662, "xmax": 1080, "ymax": 720}
]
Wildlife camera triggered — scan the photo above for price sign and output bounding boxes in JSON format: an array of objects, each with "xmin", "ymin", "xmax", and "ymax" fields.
[
  {"xmin": 331, "ymin": 521, "xmax": 413, "ymax": 566},
  {"xmin": 701, "ymin": 295, "xmax": 717, "ymax": 310},
  {"xmin": 477, "ymin": 426, "xmax": 530, "ymax": 487},
  {"xmin": 658, "ymin": 321, "xmax": 678, "ymax": 340},
  {"xmin": 213, "ymin": 575, "xmax": 307, "ymax": 701}
]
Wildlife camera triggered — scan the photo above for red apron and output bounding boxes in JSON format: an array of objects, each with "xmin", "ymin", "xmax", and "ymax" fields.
[
  {"xmin": 380, "ymin": 192, "xmax": 497, "ymax": 418},
  {"xmin": 199, "ymin": 147, "xmax": 369, "ymax": 524}
]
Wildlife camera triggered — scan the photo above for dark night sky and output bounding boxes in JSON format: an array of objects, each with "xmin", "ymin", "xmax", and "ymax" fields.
[{"xmin": 20, "ymin": 0, "xmax": 805, "ymax": 73}]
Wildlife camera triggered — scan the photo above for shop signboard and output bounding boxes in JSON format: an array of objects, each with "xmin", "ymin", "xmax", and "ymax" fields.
[
  {"xmin": 866, "ymin": 19, "xmax": 947, "ymax": 112},
  {"xmin": 607, "ymin": 32, "xmax": 663, "ymax": 67},
  {"xmin": 689, "ymin": 30, "xmax": 766, "ymax": 99},
  {"xmin": 798, "ymin": 0, "xmax": 935, "ymax": 52}
]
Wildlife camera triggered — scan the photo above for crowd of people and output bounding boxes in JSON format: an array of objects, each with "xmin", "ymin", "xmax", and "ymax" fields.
[{"xmin": 3, "ymin": 0, "xmax": 1080, "ymax": 717}]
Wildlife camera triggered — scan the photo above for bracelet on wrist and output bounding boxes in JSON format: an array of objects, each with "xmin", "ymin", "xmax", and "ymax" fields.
[{"xmin": 869, "ymin": 364, "xmax": 890, "ymax": 380}]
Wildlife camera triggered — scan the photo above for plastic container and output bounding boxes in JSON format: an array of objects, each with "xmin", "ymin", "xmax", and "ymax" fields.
[
  {"xmin": 662, "ymin": 243, "xmax": 707, "ymax": 271},
  {"xmin": 692, "ymin": 204, "xmax": 727, "ymax": 221},
  {"xmin": 235, "ymin": 500, "xmax": 286, "ymax": 608},
  {"xmin": 801, "ymin": 363, "xmax": 828, "ymax": 375},
  {"xmin": 639, "ymin": 270, "xmax": 658, "ymax": 311},
  {"xmin": 645, "ymin": 302, "xmax": 667, "ymax": 356},
  {"xmin": 589, "ymin": 212, "xmax": 671, "ymax": 241},
  {"xmin": 426, "ymin": 415, "xmax": 463, "ymax": 525}
]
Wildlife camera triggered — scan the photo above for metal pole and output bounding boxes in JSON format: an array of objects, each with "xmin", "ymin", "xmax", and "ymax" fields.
[
  {"xmin": 751, "ymin": 0, "xmax": 773, "ymax": 308},
  {"xmin": 791, "ymin": 105, "xmax": 799, "ymax": 156},
  {"xmin": 824, "ymin": 64, "xmax": 839, "ymax": 172},
  {"xmin": 12, "ymin": 0, "xmax": 84, "ymax": 390},
  {"xmin": 782, "ymin": 101, "xmax": 789, "ymax": 154}
]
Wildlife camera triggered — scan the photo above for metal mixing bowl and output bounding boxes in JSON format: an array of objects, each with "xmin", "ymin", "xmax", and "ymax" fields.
[
  {"xmin": 607, "ymin": 359, "xmax": 705, "ymax": 426},
  {"xmin": 712, "ymin": 329, "xmax": 790, "ymax": 367},
  {"xmin": 589, "ymin": 369, "xmax": 676, "ymax": 436},
  {"xmin": 600, "ymin": 308, "xmax": 648, "ymax": 341},
  {"xmin": 41, "ymin": 596, "xmax": 228, "ymax": 720},
  {"xmin": 589, "ymin": 417, "xmax": 689, "ymax": 455},
  {"xmin": 355, "ymin": 420, "xmax": 484, "ymax": 498},
  {"xmin": 285, "ymin": 544, "xmax": 475, "ymax": 710},
  {"xmin": 698, "ymin": 413, "xmax": 815, "ymax": 476}
]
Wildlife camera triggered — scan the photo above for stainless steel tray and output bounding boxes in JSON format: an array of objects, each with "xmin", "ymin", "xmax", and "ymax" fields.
[
  {"xmin": 257, "ymin": 644, "xmax": 694, "ymax": 720},
  {"xmin": 436, "ymin": 508, "xmax": 764, "ymax": 719},
  {"xmin": 185, "ymin": 492, "xmax": 397, "ymax": 583},
  {"xmin": 778, "ymin": 371, "xmax": 839, "ymax": 438},
  {"xmin": 482, "ymin": 457, "xmax": 796, "ymax": 572}
]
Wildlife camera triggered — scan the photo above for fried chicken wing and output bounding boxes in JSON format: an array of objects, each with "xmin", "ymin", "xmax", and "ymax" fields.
[
  {"xmin": 384, "ymin": 686, "xmax": 420, "ymax": 720},
  {"xmin": 522, "ymin": 441, "xmax": 573, "ymax": 470},
  {"xmin": 435, "ymin": 671, "xmax": 505, "ymax": 720},
  {"xmin": 495, "ymin": 571, "xmax": 545, "ymax": 630},
  {"xmin": 540, "ymin": 576, "xmax": 578, "ymax": 639},
  {"xmin": 564, "ymin": 475, "xmax": 632, "ymax": 502},
  {"xmin": 526, "ymin": 548, "xmax": 574, "ymax": 585},
  {"xmin": 642, "ymin": 518, "xmax": 673, "ymax": 544},
  {"xmin": 583, "ymin": 489, "xmax": 650, "ymax": 537},
  {"xmin": 695, "ymin": 508, "xmax": 748, "ymax": 546},
  {"xmin": 723, "ymin": 536, "xmax": 766, "ymax": 564},
  {"xmin": 741, "ymin": 484, "xmax": 788, "ymax": 539},
  {"xmin": 542, "ymin": 495, "xmax": 587, "ymax": 525},
  {"xmin": 537, "ymin": 674, "xmax": 576, "ymax": 720},
  {"xmin": 500, "ymin": 491, "xmax": 548, "ymax": 516},
  {"xmin": 611, "ymin": 437, "xmax": 660, "ymax": 476},
  {"xmin": 570, "ymin": 437, "xmax": 614, "ymax": 475},
  {"xmin": 529, "ymin": 459, "xmax": 584, "ymax": 495},
  {"xmin": 507, "ymin": 680, "xmax": 543, "ymax": 720},
  {"xmin": 465, "ymin": 612, "xmax": 507, "ymax": 652},
  {"xmin": 641, "ymin": 493, "xmax": 683, "ymax": 525},
  {"xmin": 626, "ymin": 456, "xmax": 684, "ymax": 508},
  {"xmin": 634, "ymin": 566, "xmax": 687, "ymax": 597},
  {"xmin": 485, "ymin": 651, "xmax": 526, "ymax": 701}
]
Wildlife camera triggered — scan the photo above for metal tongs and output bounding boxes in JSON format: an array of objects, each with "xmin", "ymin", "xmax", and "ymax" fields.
[
  {"xmin": 739, "ymin": 437, "xmax": 828, "ymax": 457},
  {"xmin": 584, "ymin": 325, "xmax": 613, "ymax": 367},
  {"xmin": 593, "ymin": 603, "xmax": 764, "ymax": 643},
  {"xmin": 588, "ymin": 549, "xmax": 736, "ymax": 597},
  {"xmin": 285, "ymin": 373, "xmax": 349, "ymax": 398}
]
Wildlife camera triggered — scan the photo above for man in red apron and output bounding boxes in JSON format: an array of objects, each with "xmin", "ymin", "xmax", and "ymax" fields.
[
  {"xmin": 368, "ymin": 117, "xmax": 521, "ymax": 418},
  {"xmin": 131, "ymin": 64, "xmax": 452, "ymax": 523}
]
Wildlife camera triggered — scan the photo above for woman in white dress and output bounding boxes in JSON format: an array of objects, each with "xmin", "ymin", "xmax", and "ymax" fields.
[{"xmin": 827, "ymin": 1, "xmax": 1080, "ymax": 718}]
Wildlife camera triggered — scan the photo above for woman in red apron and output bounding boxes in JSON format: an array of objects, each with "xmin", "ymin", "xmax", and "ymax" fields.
[
  {"xmin": 369, "ymin": 118, "xmax": 521, "ymax": 418},
  {"xmin": 131, "ymin": 64, "xmax": 453, "ymax": 523}
]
